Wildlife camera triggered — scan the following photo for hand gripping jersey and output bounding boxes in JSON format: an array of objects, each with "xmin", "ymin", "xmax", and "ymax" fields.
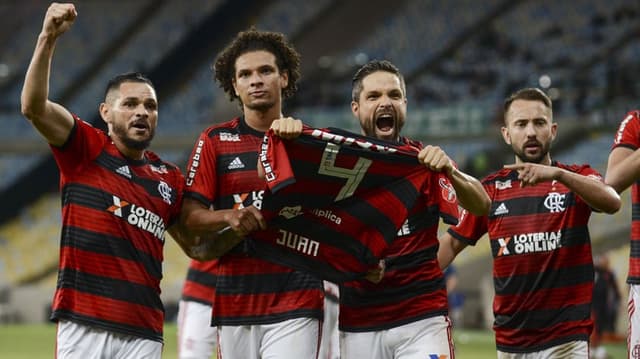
[
  {"xmin": 252, "ymin": 127, "xmax": 458, "ymax": 284},
  {"xmin": 184, "ymin": 117, "xmax": 323, "ymax": 326},
  {"xmin": 50, "ymin": 116, "xmax": 184, "ymax": 342},
  {"xmin": 448, "ymin": 163, "xmax": 600, "ymax": 352},
  {"xmin": 612, "ymin": 110, "xmax": 640, "ymax": 284}
]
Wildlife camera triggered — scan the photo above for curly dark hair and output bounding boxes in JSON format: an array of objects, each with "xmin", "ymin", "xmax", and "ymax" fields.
[{"xmin": 214, "ymin": 28, "xmax": 301, "ymax": 103}]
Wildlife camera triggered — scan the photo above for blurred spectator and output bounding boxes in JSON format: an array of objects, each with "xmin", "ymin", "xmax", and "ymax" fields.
[
  {"xmin": 591, "ymin": 252, "xmax": 622, "ymax": 359},
  {"xmin": 444, "ymin": 264, "xmax": 465, "ymax": 328}
]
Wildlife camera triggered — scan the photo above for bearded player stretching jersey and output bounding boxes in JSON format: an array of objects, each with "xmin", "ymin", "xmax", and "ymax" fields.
[
  {"xmin": 20, "ymin": 4, "xmax": 199, "ymax": 358},
  {"xmin": 269, "ymin": 60, "xmax": 490, "ymax": 359},
  {"xmin": 179, "ymin": 29, "xmax": 323, "ymax": 359},
  {"xmin": 440, "ymin": 88, "xmax": 620, "ymax": 358},
  {"xmin": 606, "ymin": 110, "xmax": 640, "ymax": 358}
]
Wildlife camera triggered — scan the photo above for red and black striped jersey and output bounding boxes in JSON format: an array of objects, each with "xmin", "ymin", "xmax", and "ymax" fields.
[
  {"xmin": 448, "ymin": 163, "xmax": 599, "ymax": 352},
  {"xmin": 612, "ymin": 110, "xmax": 640, "ymax": 284},
  {"xmin": 50, "ymin": 116, "xmax": 184, "ymax": 342},
  {"xmin": 183, "ymin": 117, "xmax": 323, "ymax": 326},
  {"xmin": 254, "ymin": 127, "xmax": 457, "ymax": 286}
]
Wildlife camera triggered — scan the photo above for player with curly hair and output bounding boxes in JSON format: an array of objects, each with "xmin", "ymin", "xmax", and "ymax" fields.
[{"xmin": 177, "ymin": 28, "xmax": 324, "ymax": 359}]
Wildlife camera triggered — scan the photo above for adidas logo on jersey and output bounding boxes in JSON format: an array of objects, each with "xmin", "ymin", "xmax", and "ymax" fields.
[
  {"xmin": 494, "ymin": 202, "xmax": 509, "ymax": 215},
  {"xmin": 116, "ymin": 165, "xmax": 132, "ymax": 179},
  {"xmin": 228, "ymin": 157, "xmax": 245, "ymax": 170}
]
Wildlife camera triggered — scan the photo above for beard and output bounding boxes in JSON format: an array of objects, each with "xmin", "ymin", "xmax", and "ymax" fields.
[
  {"xmin": 111, "ymin": 121, "xmax": 154, "ymax": 151},
  {"xmin": 360, "ymin": 116, "xmax": 404, "ymax": 142},
  {"xmin": 513, "ymin": 141, "xmax": 551, "ymax": 163}
]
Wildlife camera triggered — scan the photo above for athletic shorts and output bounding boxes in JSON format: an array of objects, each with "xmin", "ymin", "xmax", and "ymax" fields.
[
  {"xmin": 56, "ymin": 319, "xmax": 162, "ymax": 358},
  {"xmin": 340, "ymin": 315, "xmax": 454, "ymax": 359}
]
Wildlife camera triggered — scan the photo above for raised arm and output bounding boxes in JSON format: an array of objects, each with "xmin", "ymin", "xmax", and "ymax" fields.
[
  {"xmin": 606, "ymin": 146, "xmax": 639, "ymax": 193},
  {"xmin": 418, "ymin": 145, "xmax": 490, "ymax": 215},
  {"xmin": 20, "ymin": 3, "xmax": 77, "ymax": 146},
  {"xmin": 505, "ymin": 163, "xmax": 621, "ymax": 214}
]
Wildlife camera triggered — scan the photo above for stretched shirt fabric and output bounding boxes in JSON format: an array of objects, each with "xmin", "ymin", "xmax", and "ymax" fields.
[
  {"xmin": 253, "ymin": 126, "xmax": 458, "ymax": 283},
  {"xmin": 184, "ymin": 117, "xmax": 323, "ymax": 327},
  {"xmin": 337, "ymin": 136, "xmax": 459, "ymax": 332},
  {"xmin": 50, "ymin": 116, "xmax": 184, "ymax": 342},
  {"xmin": 612, "ymin": 110, "xmax": 640, "ymax": 284},
  {"xmin": 448, "ymin": 163, "xmax": 600, "ymax": 353}
]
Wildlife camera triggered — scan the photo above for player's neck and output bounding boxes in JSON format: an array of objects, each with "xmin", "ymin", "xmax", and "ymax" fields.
[
  {"xmin": 513, "ymin": 154, "xmax": 552, "ymax": 166},
  {"xmin": 244, "ymin": 105, "xmax": 283, "ymax": 132},
  {"xmin": 112, "ymin": 137, "xmax": 145, "ymax": 161}
]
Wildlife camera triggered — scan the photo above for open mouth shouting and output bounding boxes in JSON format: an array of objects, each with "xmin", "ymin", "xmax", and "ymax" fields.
[{"xmin": 374, "ymin": 111, "xmax": 396, "ymax": 140}]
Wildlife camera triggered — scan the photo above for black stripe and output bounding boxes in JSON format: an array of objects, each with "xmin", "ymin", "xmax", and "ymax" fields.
[
  {"xmin": 447, "ymin": 228, "xmax": 478, "ymax": 246},
  {"xmin": 489, "ymin": 192, "xmax": 577, "ymax": 219},
  {"xmin": 495, "ymin": 303, "xmax": 591, "ymax": 330},
  {"xmin": 180, "ymin": 296, "xmax": 212, "ymax": 306},
  {"xmin": 632, "ymin": 203, "xmax": 640, "ymax": 221},
  {"xmin": 630, "ymin": 240, "xmax": 640, "ymax": 258},
  {"xmin": 249, "ymin": 239, "xmax": 364, "ymax": 283},
  {"xmin": 62, "ymin": 183, "xmax": 107, "ymax": 209},
  {"xmin": 340, "ymin": 277, "xmax": 445, "ymax": 307},
  {"xmin": 94, "ymin": 151, "xmax": 179, "ymax": 204},
  {"xmin": 398, "ymin": 208, "xmax": 440, "ymax": 237},
  {"xmin": 51, "ymin": 310, "xmax": 163, "ymax": 342},
  {"xmin": 213, "ymin": 308, "xmax": 323, "ymax": 326},
  {"xmin": 494, "ymin": 263, "xmax": 594, "ymax": 296},
  {"xmin": 57, "ymin": 269, "xmax": 163, "ymax": 310},
  {"xmin": 385, "ymin": 246, "xmax": 438, "ymax": 271},
  {"xmin": 496, "ymin": 334, "xmax": 589, "ymax": 354},
  {"xmin": 338, "ymin": 195, "xmax": 399, "ymax": 246},
  {"xmin": 185, "ymin": 268, "xmax": 217, "ymax": 287},
  {"xmin": 339, "ymin": 310, "xmax": 448, "ymax": 333},
  {"xmin": 215, "ymin": 270, "xmax": 322, "ymax": 295},
  {"xmin": 61, "ymin": 225, "xmax": 162, "ymax": 280},
  {"xmin": 216, "ymin": 151, "xmax": 258, "ymax": 174}
]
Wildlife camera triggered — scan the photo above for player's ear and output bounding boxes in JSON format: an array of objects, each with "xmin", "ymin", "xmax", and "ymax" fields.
[
  {"xmin": 351, "ymin": 100, "xmax": 359, "ymax": 117},
  {"xmin": 99, "ymin": 102, "xmax": 109, "ymax": 123},
  {"xmin": 232, "ymin": 79, "xmax": 239, "ymax": 97},
  {"xmin": 279, "ymin": 70, "xmax": 288, "ymax": 90},
  {"xmin": 550, "ymin": 122, "xmax": 558, "ymax": 142},
  {"xmin": 99, "ymin": 103, "xmax": 113, "ymax": 134},
  {"xmin": 500, "ymin": 126, "xmax": 511, "ymax": 145}
]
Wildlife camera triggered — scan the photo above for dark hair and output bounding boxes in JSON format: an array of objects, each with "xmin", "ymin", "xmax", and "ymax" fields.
[
  {"xmin": 104, "ymin": 72, "xmax": 155, "ymax": 102},
  {"xmin": 503, "ymin": 87, "xmax": 552, "ymax": 114},
  {"xmin": 352, "ymin": 60, "xmax": 406, "ymax": 102},
  {"xmin": 214, "ymin": 28, "xmax": 301, "ymax": 103}
]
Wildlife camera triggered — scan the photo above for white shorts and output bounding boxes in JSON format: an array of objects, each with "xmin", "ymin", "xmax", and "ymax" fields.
[
  {"xmin": 218, "ymin": 317, "xmax": 321, "ymax": 359},
  {"xmin": 629, "ymin": 284, "xmax": 640, "ymax": 358},
  {"xmin": 319, "ymin": 281, "xmax": 339, "ymax": 359},
  {"xmin": 56, "ymin": 319, "xmax": 162, "ymax": 358},
  {"xmin": 177, "ymin": 300, "xmax": 217, "ymax": 359},
  {"xmin": 340, "ymin": 315, "xmax": 454, "ymax": 359},
  {"xmin": 496, "ymin": 340, "xmax": 588, "ymax": 359}
]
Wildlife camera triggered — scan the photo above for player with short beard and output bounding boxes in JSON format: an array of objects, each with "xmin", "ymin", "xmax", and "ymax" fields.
[
  {"xmin": 269, "ymin": 59, "xmax": 491, "ymax": 359},
  {"xmin": 439, "ymin": 87, "xmax": 621, "ymax": 358},
  {"xmin": 20, "ymin": 3, "xmax": 201, "ymax": 358}
]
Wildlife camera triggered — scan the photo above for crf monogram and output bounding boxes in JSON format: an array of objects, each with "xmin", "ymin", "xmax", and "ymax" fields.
[
  {"xmin": 633, "ymin": 344, "xmax": 640, "ymax": 358},
  {"xmin": 543, "ymin": 192, "xmax": 565, "ymax": 213}
]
